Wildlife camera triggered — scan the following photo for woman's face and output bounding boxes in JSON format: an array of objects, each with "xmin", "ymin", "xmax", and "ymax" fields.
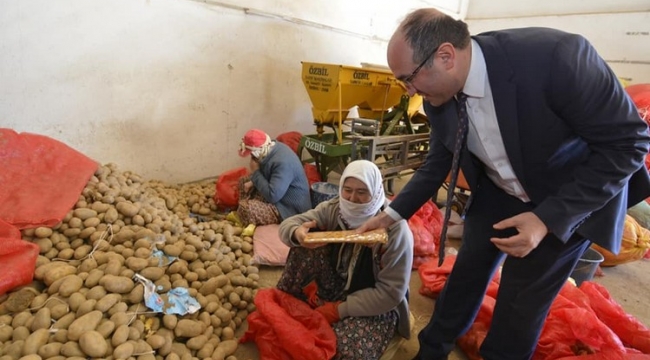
[{"xmin": 341, "ymin": 177, "xmax": 371, "ymax": 204}]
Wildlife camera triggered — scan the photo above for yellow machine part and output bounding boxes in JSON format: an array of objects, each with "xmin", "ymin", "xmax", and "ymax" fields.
[{"xmin": 301, "ymin": 62, "xmax": 422, "ymax": 142}]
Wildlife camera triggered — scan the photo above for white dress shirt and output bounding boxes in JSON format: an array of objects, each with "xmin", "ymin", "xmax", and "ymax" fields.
[{"xmin": 463, "ymin": 39, "xmax": 530, "ymax": 202}]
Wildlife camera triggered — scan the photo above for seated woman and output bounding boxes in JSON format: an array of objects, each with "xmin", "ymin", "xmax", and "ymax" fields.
[
  {"xmin": 237, "ymin": 129, "xmax": 311, "ymax": 226},
  {"xmin": 277, "ymin": 159, "xmax": 414, "ymax": 360}
]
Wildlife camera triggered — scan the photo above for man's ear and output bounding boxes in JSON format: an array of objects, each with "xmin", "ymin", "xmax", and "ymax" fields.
[{"xmin": 437, "ymin": 43, "xmax": 456, "ymax": 69}]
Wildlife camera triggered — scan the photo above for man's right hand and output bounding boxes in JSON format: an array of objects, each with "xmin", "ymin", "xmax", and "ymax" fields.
[{"xmin": 355, "ymin": 211, "xmax": 396, "ymax": 234}]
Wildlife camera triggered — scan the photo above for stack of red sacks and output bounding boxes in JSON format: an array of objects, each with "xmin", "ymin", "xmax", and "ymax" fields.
[
  {"xmin": 418, "ymin": 256, "xmax": 650, "ymax": 359},
  {"xmin": 404, "ymin": 199, "xmax": 444, "ymax": 269}
]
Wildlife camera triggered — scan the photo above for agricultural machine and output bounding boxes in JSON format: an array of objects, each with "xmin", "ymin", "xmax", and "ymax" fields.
[{"xmin": 297, "ymin": 61, "xmax": 430, "ymax": 194}]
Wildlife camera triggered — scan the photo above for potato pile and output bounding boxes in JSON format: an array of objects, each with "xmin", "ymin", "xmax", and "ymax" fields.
[{"xmin": 0, "ymin": 163, "xmax": 258, "ymax": 360}]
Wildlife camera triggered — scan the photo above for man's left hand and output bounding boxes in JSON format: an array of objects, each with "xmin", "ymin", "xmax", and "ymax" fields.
[{"xmin": 490, "ymin": 212, "xmax": 548, "ymax": 258}]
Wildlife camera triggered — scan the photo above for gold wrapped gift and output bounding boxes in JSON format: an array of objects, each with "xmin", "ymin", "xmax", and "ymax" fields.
[{"xmin": 304, "ymin": 228, "xmax": 388, "ymax": 244}]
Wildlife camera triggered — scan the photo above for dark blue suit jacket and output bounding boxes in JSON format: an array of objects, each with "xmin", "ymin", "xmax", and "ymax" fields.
[{"xmin": 390, "ymin": 28, "xmax": 650, "ymax": 253}]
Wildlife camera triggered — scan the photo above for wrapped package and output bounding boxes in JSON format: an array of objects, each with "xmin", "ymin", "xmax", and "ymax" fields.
[{"xmin": 304, "ymin": 228, "xmax": 388, "ymax": 244}]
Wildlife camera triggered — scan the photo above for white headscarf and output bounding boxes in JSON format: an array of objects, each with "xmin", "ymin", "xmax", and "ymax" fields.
[{"xmin": 338, "ymin": 160, "xmax": 385, "ymax": 228}]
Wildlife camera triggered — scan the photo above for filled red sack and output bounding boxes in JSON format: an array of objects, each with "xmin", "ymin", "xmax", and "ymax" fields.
[
  {"xmin": 626, "ymin": 84, "xmax": 650, "ymax": 123},
  {"xmin": 557, "ymin": 350, "xmax": 650, "ymax": 360},
  {"xmin": 0, "ymin": 128, "xmax": 98, "ymax": 229},
  {"xmin": 214, "ymin": 167, "xmax": 249, "ymax": 210},
  {"xmin": 276, "ymin": 131, "xmax": 303, "ymax": 155},
  {"xmin": 581, "ymin": 282, "xmax": 650, "ymax": 354},
  {"xmin": 417, "ymin": 256, "xmax": 639, "ymax": 360},
  {"xmin": 304, "ymin": 163, "xmax": 322, "ymax": 187},
  {"xmin": 240, "ymin": 288, "xmax": 337, "ymax": 360},
  {"xmin": 0, "ymin": 219, "xmax": 40, "ymax": 295},
  {"xmin": 457, "ymin": 296, "xmax": 495, "ymax": 360},
  {"xmin": 417, "ymin": 255, "xmax": 456, "ymax": 298},
  {"xmin": 535, "ymin": 292, "xmax": 627, "ymax": 360},
  {"xmin": 457, "ymin": 321, "xmax": 489, "ymax": 360},
  {"xmin": 408, "ymin": 200, "xmax": 443, "ymax": 269}
]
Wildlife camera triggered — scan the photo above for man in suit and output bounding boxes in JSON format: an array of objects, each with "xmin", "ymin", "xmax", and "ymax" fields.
[{"xmin": 357, "ymin": 8, "xmax": 650, "ymax": 360}]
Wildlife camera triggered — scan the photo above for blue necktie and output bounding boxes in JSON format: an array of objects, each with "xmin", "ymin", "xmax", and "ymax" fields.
[{"xmin": 438, "ymin": 92, "xmax": 469, "ymax": 266}]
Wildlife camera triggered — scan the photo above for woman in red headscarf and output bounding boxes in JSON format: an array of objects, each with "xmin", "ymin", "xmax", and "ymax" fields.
[{"xmin": 236, "ymin": 129, "xmax": 312, "ymax": 225}]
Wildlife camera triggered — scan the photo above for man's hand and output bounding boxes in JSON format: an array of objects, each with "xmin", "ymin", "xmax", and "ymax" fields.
[
  {"xmin": 355, "ymin": 212, "xmax": 396, "ymax": 234},
  {"xmin": 249, "ymin": 157, "xmax": 260, "ymax": 172},
  {"xmin": 243, "ymin": 181, "xmax": 254, "ymax": 193},
  {"xmin": 293, "ymin": 220, "xmax": 326, "ymax": 249},
  {"xmin": 490, "ymin": 212, "xmax": 548, "ymax": 258}
]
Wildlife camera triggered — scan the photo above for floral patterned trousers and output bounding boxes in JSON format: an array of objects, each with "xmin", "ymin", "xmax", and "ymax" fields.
[
  {"xmin": 277, "ymin": 246, "xmax": 398, "ymax": 360},
  {"xmin": 236, "ymin": 176, "xmax": 281, "ymax": 226}
]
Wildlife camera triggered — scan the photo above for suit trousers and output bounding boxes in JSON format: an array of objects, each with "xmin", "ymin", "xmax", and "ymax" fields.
[{"xmin": 415, "ymin": 175, "xmax": 590, "ymax": 360}]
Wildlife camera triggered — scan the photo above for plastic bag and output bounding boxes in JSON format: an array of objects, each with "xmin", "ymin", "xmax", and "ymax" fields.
[
  {"xmin": 535, "ymin": 290, "xmax": 627, "ymax": 360},
  {"xmin": 276, "ymin": 131, "xmax": 303, "ymax": 155},
  {"xmin": 417, "ymin": 255, "xmax": 456, "ymax": 298},
  {"xmin": 0, "ymin": 128, "xmax": 98, "ymax": 229},
  {"xmin": 304, "ymin": 163, "xmax": 322, "ymax": 187},
  {"xmin": 240, "ymin": 288, "xmax": 337, "ymax": 360},
  {"xmin": 457, "ymin": 298, "xmax": 495, "ymax": 360},
  {"xmin": 0, "ymin": 219, "xmax": 40, "ymax": 296},
  {"xmin": 580, "ymin": 282, "xmax": 650, "ymax": 354},
  {"xmin": 408, "ymin": 200, "xmax": 443, "ymax": 269},
  {"xmin": 214, "ymin": 167, "xmax": 249, "ymax": 210}
]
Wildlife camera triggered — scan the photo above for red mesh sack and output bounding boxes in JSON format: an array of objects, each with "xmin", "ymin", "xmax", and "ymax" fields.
[
  {"xmin": 276, "ymin": 131, "xmax": 303, "ymax": 155},
  {"xmin": 534, "ymin": 288, "xmax": 627, "ymax": 360},
  {"xmin": 417, "ymin": 255, "xmax": 456, "ymax": 298},
  {"xmin": 214, "ymin": 167, "xmax": 249, "ymax": 210},
  {"xmin": 0, "ymin": 128, "xmax": 98, "ymax": 228},
  {"xmin": 457, "ymin": 297, "xmax": 495, "ymax": 360},
  {"xmin": 626, "ymin": 84, "xmax": 650, "ymax": 124},
  {"xmin": 557, "ymin": 352, "xmax": 650, "ymax": 360},
  {"xmin": 626, "ymin": 84, "xmax": 650, "ymax": 206},
  {"xmin": 240, "ymin": 288, "xmax": 337, "ymax": 360},
  {"xmin": 408, "ymin": 200, "xmax": 443, "ymax": 269},
  {"xmin": 457, "ymin": 321, "xmax": 489, "ymax": 360},
  {"xmin": 304, "ymin": 163, "xmax": 321, "ymax": 187},
  {"xmin": 581, "ymin": 282, "xmax": 650, "ymax": 354},
  {"xmin": 0, "ymin": 219, "xmax": 40, "ymax": 295}
]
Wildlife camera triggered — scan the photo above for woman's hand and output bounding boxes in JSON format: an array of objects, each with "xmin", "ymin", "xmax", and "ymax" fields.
[
  {"xmin": 293, "ymin": 220, "xmax": 326, "ymax": 249},
  {"xmin": 249, "ymin": 157, "xmax": 260, "ymax": 172},
  {"xmin": 243, "ymin": 181, "xmax": 254, "ymax": 193}
]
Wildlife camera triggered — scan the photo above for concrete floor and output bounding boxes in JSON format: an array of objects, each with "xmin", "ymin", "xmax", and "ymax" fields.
[
  {"xmin": 235, "ymin": 256, "xmax": 650, "ymax": 360},
  {"xmin": 234, "ymin": 175, "xmax": 650, "ymax": 359}
]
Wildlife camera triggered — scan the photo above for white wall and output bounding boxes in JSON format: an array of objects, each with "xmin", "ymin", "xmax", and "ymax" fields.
[
  {"xmin": 0, "ymin": 0, "xmax": 461, "ymax": 183},
  {"xmin": 2, "ymin": 0, "xmax": 646, "ymax": 184},
  {"xmin": 466, "ymin": 0, "xmax": 650, "ymax": 84}
]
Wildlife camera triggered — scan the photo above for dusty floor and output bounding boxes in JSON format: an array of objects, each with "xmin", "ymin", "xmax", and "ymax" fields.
[
  {"xmin": 234, "ymin": 253, "xmax": 650, "ymax": 360},
  {"xmin": 234, "ymin": 175, "xmax": 650, "ymax": 360}
]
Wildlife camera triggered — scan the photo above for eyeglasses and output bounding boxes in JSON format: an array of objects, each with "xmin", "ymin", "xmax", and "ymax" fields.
[{"xmin": 402, "ymin": 45, "xmax": 440, "ymax": 85}]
